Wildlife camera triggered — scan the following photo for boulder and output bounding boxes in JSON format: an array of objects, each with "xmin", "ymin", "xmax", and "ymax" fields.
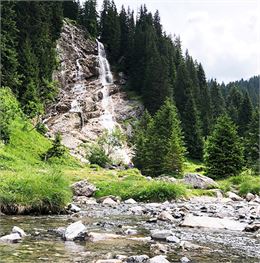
[
  {"xmin": 125, "ymin": 198, "xmax": 137, "ymax": 204},
  {"xmin": 148, "ymin": 255, "xmax": 170, "ymax": 263},
  {"xmin": 12, "ymin": 226, "xmax": 26, "ymax": 237},
  {"xmin": 227, "ymin": 191, "xmax": 243, "ymax": 201},
  {"xmin": 68, "ymin": 203, "xmax": 81, "ymax": 213},
  {"xmin": 102, "ymin": 197, "xmax": 118, "ymax": 206},
  {"xmin": 244, "ymin": 223, "xmax": 260, "ymax": 232},
  {"xmin": 64, "ymin": 220, "xmax": 88, "ymax": 241},
  {"xmin": 126, "ymin": 255, "xmax": 149, "ymax": 263},
  {"xmin": 181, "ymin": 214, "xmax": 247, "ymax": 231},
  {"xmin": 157, "ymin": 211, "xmax": 174, "ymax": 222},
  {"xmin": 180, "ymin": 256, "xmax": 191, "ymax": 263},
  {"xmin": 150, "ymin": 230, "xmax": 174, "ymax": 241},
  {"xmin": 0, "ymin": 233, "xmax": 22, "ymax": 243},
  {"xmin": 183, "ymin": 173, "xmax": 218, "ymax": 189},
  {"xmin": 246, "ymin": 193, "xmax": 255, "ymax": 202},
  {"xmin": 71, "ymin": 180, "xmax": 96, "ymax": 197},
  {"xmin": 166, "ymin": 235, "xmax": 180, "ymax": 243}
]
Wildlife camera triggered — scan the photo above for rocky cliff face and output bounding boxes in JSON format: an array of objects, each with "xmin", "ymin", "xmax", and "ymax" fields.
[{"xmin": 44, "ymin": 20, "xmax": 143, "ymax": 162}]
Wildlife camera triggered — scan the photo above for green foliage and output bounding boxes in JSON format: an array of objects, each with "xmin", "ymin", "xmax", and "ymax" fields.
[
  {"xmin": 204, "ymin": 115, "xmax": 244, "ymax": 179},
  {"xmin": 133, "ymin": 99, "xmax": 186, "ymax": 177},
  {"xmin": 35, "ymin": 122, "xmax": 48, "ymax": 135},
  {"xmin": 95, "ymin": 179, "xmax": 187, "ymax": 202},
  {"xmin": 42, "ymin": 133, "xmax": 66, "ymax": 161},
  {"xmin": 87, "ymin": 128, "xmax": 126, "ymax": 166},
  {"xmin": 0, "ymin": 170, "xmax": 72, "ymax": 214},
  {"xmin": 0, "ymin": 88, "xmax": 21, "ymax": 143}
]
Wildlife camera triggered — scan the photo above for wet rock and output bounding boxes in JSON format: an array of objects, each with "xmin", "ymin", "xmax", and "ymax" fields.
[
  {"xmin": 146, "ymin": 218, "xmax": 158, "ymax": 223},
  {"xmin": 98, "ymin": 195, "xmax": 121, "ymax": 203},
  {"xmin": 102, "ymin": 197, "xmax": 118, "ymax": 206},
  {"xmin": 181, "ymin": 214, "xmax": 247, "ymax": 231},
  {"xmin": 0, "ymin": 233, "xmax": 22, "ymax": 243},
  {"xmin": 125, "ymin": 198, "xmax": 137, "ymax": 204},
  {"xmin": 148, "ymin": 255, "xmax": 170, "ymax": 263},
  {"xmin": 68, "ymin": 203, "xmax": 81, "ymax": 213},
  {"xmin": 64, "ymin": 220, "xmax": 88, "ymax": 241},
  {"xmin": 246, "ymin": 193, "xmax": 255, "ymax": 202},
  {"xmin": 73, "ymin": 196, "xmax": 97, "ymax": 205},
  {"xmin": 124, "ymin": 229, "xmax": 138, "ymax": 235},
  {"xmin": 227, "ymin": 191, "xmax": 243, "ymax": 201},
  {"xmin": 180, "ymin": 256, "xmax": 191, "ymax": 263},
  {"xmin": 115, "ymin": 255, "xmax": 128, "ymax": 261},
  {"xmin": 71, "ymin": 180, "xmax": 96, "ymax": 197},
  {"xmin": 183, "ymin": 173, "xmax": 218, "ymax": 189},
  {"xmin": 150, "ymin": 243, "xmax": 169, "ymax": 254},
  {"xmin": 150, "ymin": 230, "xmax": 174, "ymax": 240},
  {"xmin": 88, "ymin": 232, "xmax": 122, "ymax": 242},
  {"xmin": 126, "ymin": 255, "xmax": 149, "ymax": 263},
  {"xmin": 166, "ymin": 235, "xmax": 180, "ymax": 243},
  {"xmin": 157, "ymin": 211, "xmax": 174, "ymax": 222},
  {"xmin": 55, "ymin": 227, "xmax": 66, "ymax": 236},
  {"xmin": 12, "ymin": 226, "xmax": 26, "ymax": 237},
  {"xmin": 244, "ymin": 223, "xmax": 260, "ymax": 232}
]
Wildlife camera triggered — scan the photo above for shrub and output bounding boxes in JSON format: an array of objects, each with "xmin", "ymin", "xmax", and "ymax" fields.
[{"xmin": 88, "ymin": 144, "xmax": 111, "ymax": 168}]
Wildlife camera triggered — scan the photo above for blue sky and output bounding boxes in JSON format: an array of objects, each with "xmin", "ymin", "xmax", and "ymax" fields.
[{"xmin": 96, "ymin": 0, "xmax": 259, "ymax": 83}]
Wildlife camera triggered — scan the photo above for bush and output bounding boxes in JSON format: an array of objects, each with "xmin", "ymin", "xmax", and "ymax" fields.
[
  {"xmin": 35, "ymin": 122, "xmax": 48, "ymax": 135},
  {"xmin": 88, "ymin": 144, "xmax": 111, "ymax": 168},
  {"xmin": 94, "ymin": 179, "xmax": 187, "ymax": 202},
  {"xmin": 0, "ymin": 170, "xmax": 72, "ymax": 214},
  {"xmin": 42, "ymin": 132, "xmax": 65, "ymax": 161}
]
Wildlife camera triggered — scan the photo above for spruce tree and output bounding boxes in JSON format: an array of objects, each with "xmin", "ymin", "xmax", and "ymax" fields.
[
  {"xmin": 204, "ymin": 115, "xmax": 244, "ymax": 179},
  {"xmin": 238, "ymin": 91, "xmax": 253, "ymax": 136},
  {"xmin": 81, "ymin": 0, "xmax": 98, "ymax": 37},
  {"xmin": 244, "ymin": 110, "xmax": 259, "ymax": 174}
]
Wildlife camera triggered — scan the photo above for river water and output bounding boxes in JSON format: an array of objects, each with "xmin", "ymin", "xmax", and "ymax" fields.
[{"xmin": 0, "ymin": 201, "xmax": 259, "ymax": 263}]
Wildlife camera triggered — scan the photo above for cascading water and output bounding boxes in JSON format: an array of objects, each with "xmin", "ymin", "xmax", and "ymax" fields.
[{"xmin": 97, "ymin": 40, "xmax": 131, "ymax": 165}]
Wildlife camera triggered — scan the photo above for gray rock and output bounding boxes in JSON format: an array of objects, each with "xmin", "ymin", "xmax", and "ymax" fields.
[
  {"xmin": 126, "ymin": 255, "xmax": 149, "ymax": 263},
  {"xmin": 102, "ymin": 197, "xmax": 118, "ymax": 206},
  {"xmin": 166, "ymin": 235, "xmax": 180, "ymax": 243},
  {"xmin": 246, "ymin": 193, "xmax": 255, "ymax": 202},
  {"xmin": 71, "ymin": 180, "xmax": 96, "ymax": 197},
  {"xmin": 157, "ymin": 211, "xmax": 174, "ymax": 222},
  {"xmin": 227, "ymin": 191, "xmax": 243, "ymax": 201},
  {"xmin": 129, "ymin": 206, "xmax": 144, "ymax": 215},
  {"xmin": 125, "ymin": 198, "xmax": 137, "ymax": 204},
  {"xmin": 0, "ymin": 233, "xmax": 22, "ymax": 243},
  {"xmin": 68, "ymin": 203, "xmax": 81, "ymax": 213},
  {"xmin": 64, "ymin": 221, "xmax": 88, "ymax": 241},
  {"xmin": 181, "ymin": 214, "xmax": 247, "ymax": 231},
  {"xmin": 180, "ymin": 256, "xmax": 191, "ymax": 263},
  {"xmin": 183, "ymin": 173, "xmax": 218, "ymax": 189},
  {"xmin": 148, "ymin": 255, "xmax": 170, "ymax": 263},
  {"xmin": 150, "ymin": 243, "xmax": 169, "ymax": 254},
  {"xmin": 150, "ymin": 230, "xmax": 174, "ymax": 240},
  {"xmin": 12, "ymin": 226, "xmax": 26, "ymax": 237},
  {"xmin": 124, "ymin": 229, "xmax": 138, "ymax": 235}
]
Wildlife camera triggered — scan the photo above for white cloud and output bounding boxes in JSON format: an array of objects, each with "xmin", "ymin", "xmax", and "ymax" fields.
[{"xmin": 96, "ymin": 0, "xmax": 259, "ymax": 83}]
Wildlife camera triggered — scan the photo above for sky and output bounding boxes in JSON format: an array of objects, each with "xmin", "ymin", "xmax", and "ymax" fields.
[{"xmin": 96, "ymin": 0, "xmax": 260, "ymax": 83}]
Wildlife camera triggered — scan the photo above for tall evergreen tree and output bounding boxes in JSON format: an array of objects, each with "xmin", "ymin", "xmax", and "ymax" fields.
[
  {"xmin": 204, "ymin": 115, "xmax": 244, "ymax": 179},
  {"xmin": 175, "ymin": 61, "xmax": 203, "ymax": 159},
  {"xmin": 62, "ymin": 0, "xmax": 79, "ymax": 21},
  {"xmin": 0, "ymin": 1, "xmax": 20, "ymax": 92},
  {"xmin": 238, "ymin": 91, "xmax": 253, "ymax": 136}
]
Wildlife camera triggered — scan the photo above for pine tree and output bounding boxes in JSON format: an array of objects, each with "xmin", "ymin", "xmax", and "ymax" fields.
[
  {"xmin": 62, "ymin": 0, "xmax": 79, "ymax": 21},
  {"xmin": 0, "ymin": 1, "xmax": 20, "ymax": 92},
  {"xmin": 209, "ymin": 79, "xmax": 226, "ymax": 122},
  {"xmin": 133, "ymin": 99, "xmax": 185, "ymax": 176},
  {"xmin": 244, "ymin": 110, "xmax": 259, "ymax": 174},
  {"xmin": 197, "ymin": 63, "xmax": 212, "ymax": 136},
  {"xmin": 175, "ymin": 61, "xmax": 203, "ymax": 159},
  {"xmin": 81, "ymin": 0, "xmax": 98, "ymax": 37},
  {"xmin": 204, "ymin": 115, "xmax": 244, "ymax": 179},
  {"xmin": 238, "ymin": 91, "xmax": 253, "ymax": 136}
]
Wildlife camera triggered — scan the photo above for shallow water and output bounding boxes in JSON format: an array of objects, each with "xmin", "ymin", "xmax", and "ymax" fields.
[{"xmin": 0, "ymin": 205, "xmax": 259, "ymax": 263}]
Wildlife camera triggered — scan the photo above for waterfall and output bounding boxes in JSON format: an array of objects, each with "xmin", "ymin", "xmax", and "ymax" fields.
[{"xmin": 97, "ymin": 40, "xmax": 131, "ymax": 165}]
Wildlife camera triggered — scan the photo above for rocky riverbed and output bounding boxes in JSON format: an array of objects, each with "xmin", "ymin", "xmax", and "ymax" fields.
[{"xmin": 1, "ymin": 194, "xmax": 259, "ymax": 263}]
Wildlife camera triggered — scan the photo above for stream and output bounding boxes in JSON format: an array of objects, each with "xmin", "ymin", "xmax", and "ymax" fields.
[{"xmin": 1, "ymin": 199, "xmax": 259, "ymax": 263}]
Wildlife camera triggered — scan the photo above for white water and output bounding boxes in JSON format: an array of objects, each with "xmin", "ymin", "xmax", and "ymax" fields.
[{"xmin": 97, "ymin": 40, "xmax": 131, "ymax": 165}]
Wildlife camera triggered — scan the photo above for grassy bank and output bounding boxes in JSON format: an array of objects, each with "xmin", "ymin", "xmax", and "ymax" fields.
[{"xmin": 0, "ymin": 119, "xmax": 80, "ymax": 214}]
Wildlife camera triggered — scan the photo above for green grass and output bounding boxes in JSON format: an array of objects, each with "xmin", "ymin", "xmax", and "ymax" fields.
[
  {"xmin": 0, "ymin": 118, "xmax": 80, "ymax": 214},
  {"xmin": 183, "ymin": 158, "xmax": 205, "ymax": 175},
  {"xmin": 218, "ymin": 170, "xmax": 260, "ymax": 196}
]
